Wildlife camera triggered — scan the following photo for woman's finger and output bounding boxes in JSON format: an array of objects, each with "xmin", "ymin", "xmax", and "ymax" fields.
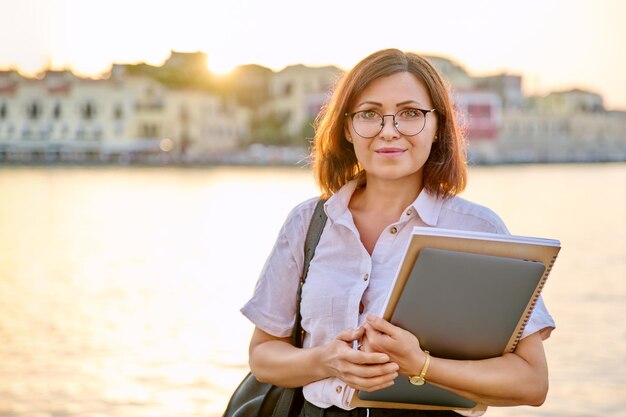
[
  {"xmin": 336, "ymin": 327, "xmax": 364, "ymax": 344},
  {"xmin": 347, "ymin": 348, "xmax": 390, "ymax": 365},
  {"xmin": 344, "ymin": 370, "xmax": 399, "ymax": 392},
  {"xmin": 366, "ymin": 314, "xmax": 399, "ymax": 336}
]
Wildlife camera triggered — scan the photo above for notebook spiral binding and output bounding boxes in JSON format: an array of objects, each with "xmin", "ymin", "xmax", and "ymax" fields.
[{"xmin": 510, "ymin": 254, "xmax": 559, "ymax": 351}]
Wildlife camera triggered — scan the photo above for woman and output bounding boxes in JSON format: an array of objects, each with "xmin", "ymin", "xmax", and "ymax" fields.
[{"xmin": 241, "ymin": 49, "xmax": 554, "ymax": 416}]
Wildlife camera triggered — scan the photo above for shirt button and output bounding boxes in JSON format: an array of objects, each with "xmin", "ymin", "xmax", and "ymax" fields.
[
  {"xmin": 363, "ymin": 273, "xmax": 369, "ymax": 281},
  {"xmin": 406, "ymin": 208, "xmax": 413, "ymax": 216},
  {"xmin": 336, "ymin": 385, "xmax": 343, "ymax": 394},
  {"xmin": 390, "ymin": 226, "xmax": 398, "ymax": 234}
]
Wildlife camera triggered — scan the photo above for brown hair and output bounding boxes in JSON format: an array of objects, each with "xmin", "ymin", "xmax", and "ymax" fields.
[{"xmin": 312, "ymin": 48, "xmax": 467, "ymax": 199}]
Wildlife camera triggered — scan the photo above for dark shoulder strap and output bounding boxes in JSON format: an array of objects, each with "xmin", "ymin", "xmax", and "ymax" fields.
[
  {"xmin": 303, "ymin": 199, "xmax": 328, "ymax": 275},
  {"xmin": 292, "ymin": 198, "xmax": 328, "ymax": 348}
]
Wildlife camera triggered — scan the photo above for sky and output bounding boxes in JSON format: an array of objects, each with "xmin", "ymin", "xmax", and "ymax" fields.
[{"xmin": 1, "ymin": 0, "xmax": 625, "ymax": 110}]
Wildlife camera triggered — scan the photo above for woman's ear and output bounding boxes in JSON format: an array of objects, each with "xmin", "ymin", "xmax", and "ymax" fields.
[{"xmin": 344, "ymin": 126, "xmax": 353, "ymax": 143}]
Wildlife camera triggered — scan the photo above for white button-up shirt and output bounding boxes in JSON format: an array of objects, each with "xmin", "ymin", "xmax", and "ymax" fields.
[{"xmin": 241, "ymin": 180, "xmax": 555, "ymax": 412}]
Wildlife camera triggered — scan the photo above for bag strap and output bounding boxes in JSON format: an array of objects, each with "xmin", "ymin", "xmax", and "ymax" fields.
[{"xmin": 292, "ymin": 198, "xmax": 328, "ymax": 348}]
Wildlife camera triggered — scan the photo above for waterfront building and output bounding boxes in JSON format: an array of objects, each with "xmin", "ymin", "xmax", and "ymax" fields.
[
  {"xmin": 268, "ymin": 64, "xmax": 342, "ymax": 142},
  {"xmin": 1, "ymin": 52, "xmax": 624, "ymax": 165},
  {"xmin": 0, "ymin": 69, "xmax": 139, "ymax": 162},
  {"xmin": 474, "ymin": 74, "xmax": 524, "ymax": 110},
  {"xmin": 0, "ymin": 52, "xmax": 249, "ymax": 163},
  {"xmin": 496, "ymin": 105, "xmax": 626, "ymax": 163},
  {"xmin": 528, "ymin": 88, "xmax": 605, "ymax": 114},
  {"xmin": 426, "ymin": 55, "xmax": 626, "ymax": 163},
  {"xmin": 223, "ymin": 64, "xmax": 273, "ymax": 110}
]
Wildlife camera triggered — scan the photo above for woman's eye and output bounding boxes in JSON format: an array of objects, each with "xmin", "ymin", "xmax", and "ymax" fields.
[
  {"xmin": 358, "ymin": 111, "xmax": 378, "ymax": 120},
  {"xmin": 399, "ymin": 109, "xmax": 420, "ymax": 119}
]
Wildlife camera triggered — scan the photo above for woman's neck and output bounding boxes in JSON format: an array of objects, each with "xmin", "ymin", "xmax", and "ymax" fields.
[{"xmin": 350, "ymin": 174, "xmax": 423, "ymax": 218}]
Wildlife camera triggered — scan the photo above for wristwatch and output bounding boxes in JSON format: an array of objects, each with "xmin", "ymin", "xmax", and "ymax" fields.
[{"xmin": 408, "ymin": 350, "xmax": 430, "ymax": 386}]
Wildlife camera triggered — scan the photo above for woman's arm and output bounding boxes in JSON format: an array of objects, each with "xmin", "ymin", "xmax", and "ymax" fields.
[
  {"xmin": 248, "ymin": 326, "xmax": 400, "ymax": 392},
  {"xmin": 363, "ymin": 315, "xmax": 549, "ymax": 406}
]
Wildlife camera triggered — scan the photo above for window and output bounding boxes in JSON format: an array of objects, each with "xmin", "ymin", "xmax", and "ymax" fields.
[
  {"xmin": 81, "ymin": 101, "xmax": 96, "ymax": 120},
  {"xmin": 93, "ymin": 124, "xmax": 103, "ymax": 141},
  {"xmin": 27, "ymin": 102, "xmax": 42, "ymax": 120},
  {"xmin": 113, "ymin": 104, "xmax": 124, "ymax": 120},
  {"xmin": 39, "ymin": 123, "xmax": 52, "ymax": 140},
  {"xmin": 6, "ymin": 123, "xmax": 15, "ymax": 138},
  {"xmin": 141, "ymin": 123, "xmax": 159, "ymax": 137},
  {"xmin": 53, "ymin": 103, "xmax": 62, "ymax": 119},
  {"xmin": 114, "ymin": 121, "xmax": 125, "ymax": 136},
  {"xmin": 21, "ymin": 124, "xmax": 33, "ymax": 139},
  {"xmin": 179, "ymin": 105, "xmax": 189, "ymax": 122},
  {"xmin": 76, "ymin": 124, "xmax": 86, "ymax": 140}
]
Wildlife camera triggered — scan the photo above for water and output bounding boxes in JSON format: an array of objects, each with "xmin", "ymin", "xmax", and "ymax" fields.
[{"xmin": 0, "ymin": 164, "xmax": 624, "ymax": 417}]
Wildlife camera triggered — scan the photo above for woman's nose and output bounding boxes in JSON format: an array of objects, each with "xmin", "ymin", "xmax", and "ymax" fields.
[{"xmin": 379, "ymin": 114, "xmax": 400, "ymax": 139}]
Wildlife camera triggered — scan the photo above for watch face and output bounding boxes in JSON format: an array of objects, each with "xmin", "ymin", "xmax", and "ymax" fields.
[{"xmin": 409, "ymin": 376, "xmax": 425, "ymax": 386}]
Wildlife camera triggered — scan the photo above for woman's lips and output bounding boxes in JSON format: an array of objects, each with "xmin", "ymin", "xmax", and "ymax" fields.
[{"xmin": 375, "ymin": 147, "xmax": 406, "ymax": 157}]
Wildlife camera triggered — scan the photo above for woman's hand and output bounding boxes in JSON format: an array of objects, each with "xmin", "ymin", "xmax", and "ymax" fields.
[
  {"xmin": 362, "ymin": 314, "xmax": 427, "ymax": 377},
  {"xmin": 321, "ymin": 327, "xmax": 400, "ymax": 392},
  {"xmin": 362, "ymin": 315, "xmax": 551, "ymax": 406}
]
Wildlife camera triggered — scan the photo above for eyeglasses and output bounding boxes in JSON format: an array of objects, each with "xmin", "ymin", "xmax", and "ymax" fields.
[{"xmin": 344, "ymin": 108, "xmax": 436, "ymax": 138}]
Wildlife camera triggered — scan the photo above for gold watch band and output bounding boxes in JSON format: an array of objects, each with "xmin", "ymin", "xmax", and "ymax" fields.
[{"xmin": 408, "ymin": 350, "xmax": 431, "ymax": 386}]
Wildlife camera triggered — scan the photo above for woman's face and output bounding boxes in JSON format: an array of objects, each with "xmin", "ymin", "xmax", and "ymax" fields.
[{"xmin": 345, "ymin": 71, "xmax": 438, "ymax": 186}]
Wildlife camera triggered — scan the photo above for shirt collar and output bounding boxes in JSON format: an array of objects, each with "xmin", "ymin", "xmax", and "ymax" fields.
[
  {"xmin": 411, "ymin": 189, "xmax": 445, "ymax": 227},
  {"xmin": 324, "ymin": 180, "xmax": 444, "ymax": 227},
  {"xmin": 324, "ymin": 180, "xmax": 359, "ymax": 223}
]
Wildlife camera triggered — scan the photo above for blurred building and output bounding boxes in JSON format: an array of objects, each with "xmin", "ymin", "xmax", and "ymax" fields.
[
  {"xmin": 223, "ymin": 64, "xmax": 273, "ymax": 110},
  {"xmin": 427, "ymin": 56, "xmax": 626, "ymax": 163},
  {"xmin": 497, "ymin": 105, "xmax": 626, "ymax": 163},
  {"xmin": 266, "ymin": 64, "xmax": 342, "ymax": 143},
  {"xmin": 1, "ymin": 52, "xmax": 625, "ymax": 165},
  {"xmin": 528, "ymin": 88, "xmax": 604, "ymax": 114},
  {"xmin": 474, "ymin": 74, "xmax": 524, "ymax": 110},
  {"xmin": 0, "ymin": 52, "xmax": 249, "ymax": 164},
  {"xmin": 425, "ymin": 55, "xmax": 475, "ymax": 89}
]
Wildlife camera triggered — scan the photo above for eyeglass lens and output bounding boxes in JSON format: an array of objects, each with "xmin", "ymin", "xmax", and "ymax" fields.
[{"xmin": 351, "ymin": 109, "xmax": 427, "ymax": 138}]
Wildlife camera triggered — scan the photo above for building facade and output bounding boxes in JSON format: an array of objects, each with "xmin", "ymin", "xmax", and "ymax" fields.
[
  {"xmin": 427, "ymin": 56, "xmax": 626, "ymax": 163},
  {"xmin": 268, "ymin": 64, "xmax": 342, "ymax": 141},
  {"xmin": 0, "ymin": 63, "xmax": 249, "ymax": 163},
  {"xmin": 2, "ymin": 53, "xmax": 625, "ymax": 165}
]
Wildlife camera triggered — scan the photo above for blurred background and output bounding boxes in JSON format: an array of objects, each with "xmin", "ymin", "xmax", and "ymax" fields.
[{"xmin": 0, "ymin": 1, "xmax": 625, "ymax": 416}]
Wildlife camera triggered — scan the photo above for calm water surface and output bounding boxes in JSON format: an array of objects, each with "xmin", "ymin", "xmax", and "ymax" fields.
[{"xmin": 0, "ymin": 164, "xmax": 624, "ymax": 417}]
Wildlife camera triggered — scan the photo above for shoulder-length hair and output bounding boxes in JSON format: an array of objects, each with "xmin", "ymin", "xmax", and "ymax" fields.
[{"xmin": 312, "ymin": 48, "xmax": 467, "ymax": 199}]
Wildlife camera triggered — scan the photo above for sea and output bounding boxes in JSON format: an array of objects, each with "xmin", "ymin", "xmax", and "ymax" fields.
[{"xmin": 0, "ymin": 164, "xmax": 624, "ymax": 417}]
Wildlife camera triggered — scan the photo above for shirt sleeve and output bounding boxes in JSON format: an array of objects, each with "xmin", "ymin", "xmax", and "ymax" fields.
[
  {"xmin": 240, "ymin": 198, "xmax": 315, "ymax": 337},
  {"xmin": 520, "ymin": 294, "xmax": 555, "ymax": 340}
]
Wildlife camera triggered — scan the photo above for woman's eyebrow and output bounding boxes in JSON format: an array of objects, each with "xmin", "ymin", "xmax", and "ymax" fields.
[
  {"xmin": 397, "ymin": 100, "xmax": 425, "ymax": 107},
  {"xmin": 355, "ymin": 100, "xmax": 426, "ymax": 108},
  {"xmin": 355, "ymin": 101, "xmax": 382, "ymax": 108}
]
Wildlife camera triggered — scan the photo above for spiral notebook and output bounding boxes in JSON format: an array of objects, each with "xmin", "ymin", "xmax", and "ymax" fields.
[{"xmin": 349, "ymin": 227, "xmax": 561, "ymax": 412}]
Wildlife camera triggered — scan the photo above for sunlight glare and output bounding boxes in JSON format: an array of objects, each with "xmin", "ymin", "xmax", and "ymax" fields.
[{"xmin": 207, "ymin": 55, "xmax": 238, "ymax": 76}]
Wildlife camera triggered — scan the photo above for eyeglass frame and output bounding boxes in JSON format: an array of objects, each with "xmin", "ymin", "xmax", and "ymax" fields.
[{"xmin": 344, "ymin": 108, "xmax": 437, "ymax": 138}]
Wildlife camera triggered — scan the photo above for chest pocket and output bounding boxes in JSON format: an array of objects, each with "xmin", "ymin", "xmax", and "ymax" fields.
[
  {"xmin": 300, "ymin": 295, "xmax": 333, "ymax": 336},
  {"xmin": 301, "ymin": 293, "xmax": 357, "ymax": 342}
]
